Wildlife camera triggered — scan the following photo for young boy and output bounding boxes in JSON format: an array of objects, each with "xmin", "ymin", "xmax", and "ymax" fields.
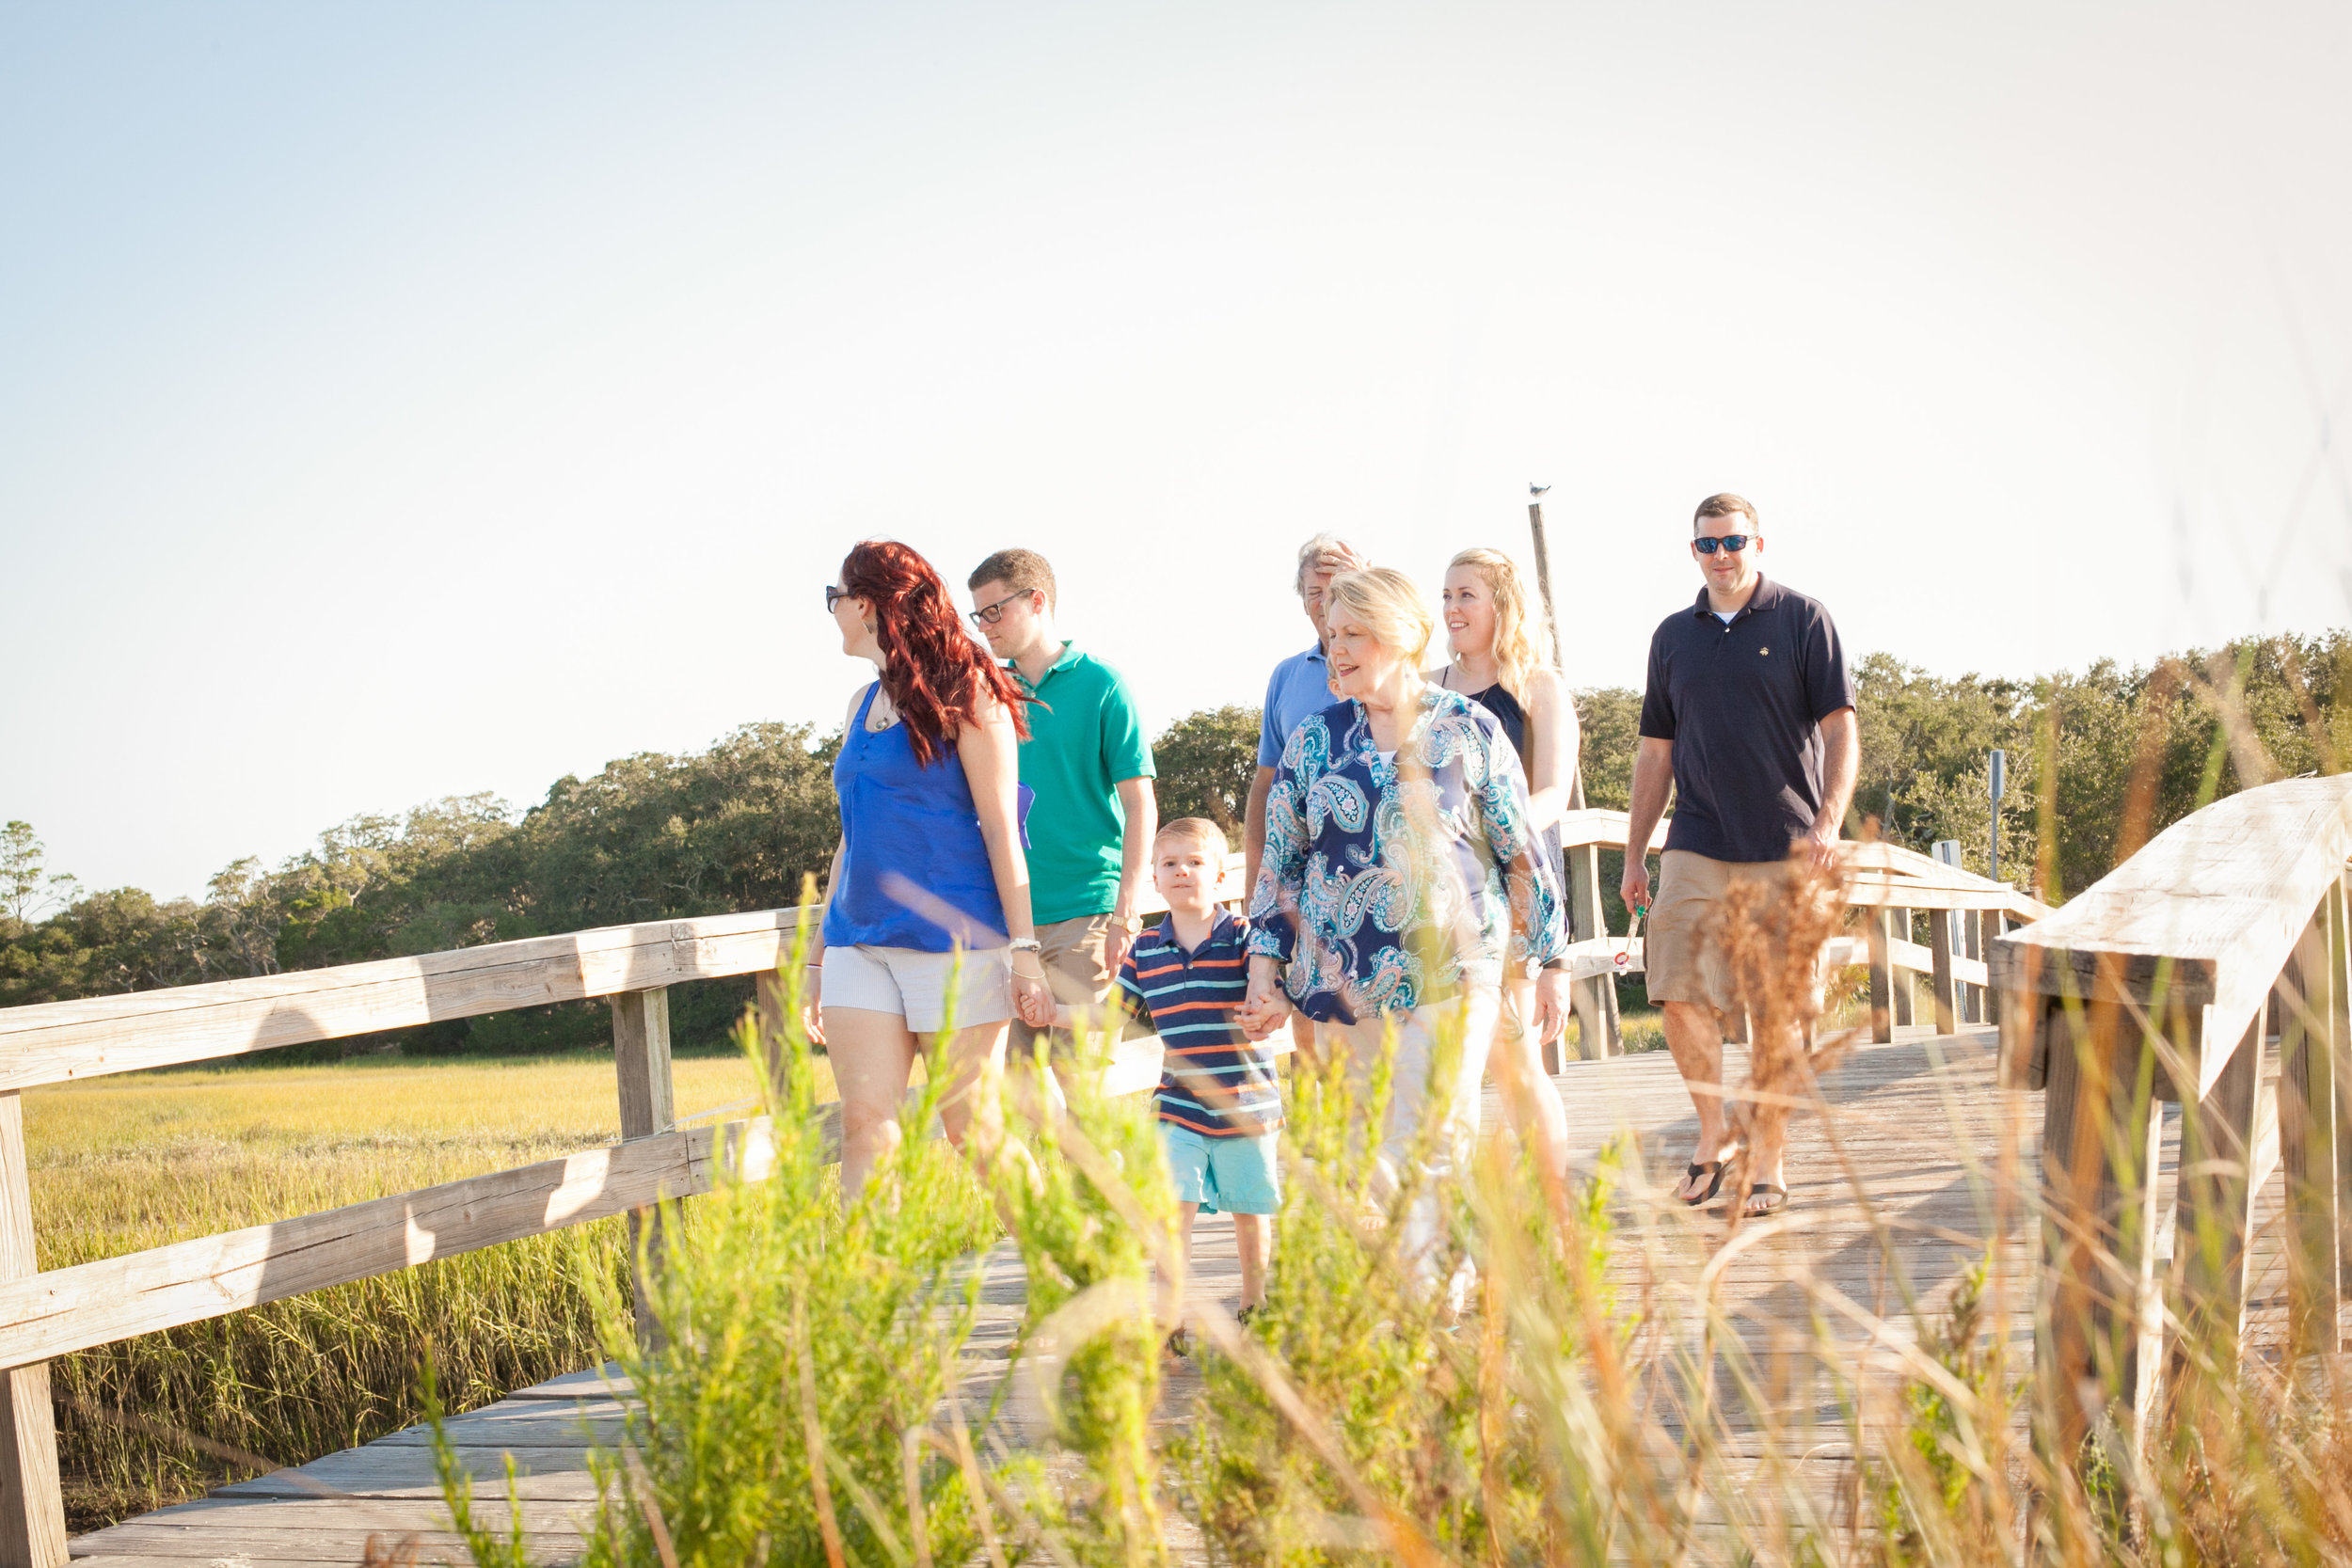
[{"xmin": 1060, "ymin": 817, "xmax": 1281, "ymax": 1354}]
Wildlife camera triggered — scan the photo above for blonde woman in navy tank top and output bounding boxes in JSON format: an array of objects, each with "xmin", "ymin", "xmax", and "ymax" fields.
[
  {"xmin": 1428, "ymin": 546, "xmax": 1581, "ymax": 1184},
  {"xmin": 804, "ymin": 541, "xmax": 1055, "ymax": 1197}
]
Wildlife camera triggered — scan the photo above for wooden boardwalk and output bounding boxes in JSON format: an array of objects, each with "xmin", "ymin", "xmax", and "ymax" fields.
[{"xmin": 68, "ymin": 1022, "xmax": 2306, "ymax": 1565}]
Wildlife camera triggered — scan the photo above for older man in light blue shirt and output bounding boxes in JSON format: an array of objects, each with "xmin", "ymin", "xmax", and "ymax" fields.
[{"xmin": 1242, "ymin": 533, "xmax": 1366, "ymax": 894}]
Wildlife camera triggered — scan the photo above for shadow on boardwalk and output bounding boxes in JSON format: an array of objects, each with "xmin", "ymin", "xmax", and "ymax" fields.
[{"xmin": 73, "ymin": 1025, "xmax": 2303, "ymax": 1566}]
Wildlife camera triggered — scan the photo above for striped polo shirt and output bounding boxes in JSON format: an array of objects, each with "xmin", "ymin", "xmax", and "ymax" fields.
[{"xmin": 1116, "ymin": 911, "xmax": 1283, "ymax": 1137}]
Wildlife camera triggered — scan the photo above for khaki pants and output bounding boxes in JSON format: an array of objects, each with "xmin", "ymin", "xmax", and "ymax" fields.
[{"xmin": 1009, "ymin": 912, "xmax": 1119, "ymax": 1061}]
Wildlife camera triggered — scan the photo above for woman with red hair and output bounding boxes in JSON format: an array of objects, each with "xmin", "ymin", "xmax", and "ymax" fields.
[{"xmin": 804, "ymin": 540, "xmax": 1054, "ymax": 1194}]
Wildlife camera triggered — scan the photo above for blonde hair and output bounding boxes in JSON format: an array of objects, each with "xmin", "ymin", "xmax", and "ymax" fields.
[
  {"xmin": 1325, "ymin": 566, "xmax": 1434, "ymax": 669},
  {"xmin": 1155, "ymin": 816, "xmax": 1230, "ymax": 859},
  {"xmin": 1446, "ymin": 546, "xmax": 1551, "ymax": 703}
]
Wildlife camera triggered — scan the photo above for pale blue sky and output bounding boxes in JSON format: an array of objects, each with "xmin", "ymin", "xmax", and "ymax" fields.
[{"xmin": 5, "ymin": 2, "xmax": 2349, "ymax": 899}]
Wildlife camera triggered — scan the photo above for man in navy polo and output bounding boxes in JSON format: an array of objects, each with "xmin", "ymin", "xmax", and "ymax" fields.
[
  {"xmin": 1620, "ymin": 494, "xmax": 1857, "ymax": 1219},
  {"xmin": 1242, "ymin": 531, "xmax": 1365, "ymax": 895}
]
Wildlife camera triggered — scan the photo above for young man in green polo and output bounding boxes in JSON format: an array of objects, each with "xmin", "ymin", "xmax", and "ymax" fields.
[{"xmin": 966, "ymin": 548, "xmax": 1158, "ymax": 1059}]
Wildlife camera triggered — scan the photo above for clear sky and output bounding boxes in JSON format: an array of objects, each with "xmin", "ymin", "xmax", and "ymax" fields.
[{"xmin": 5, "ymin": 2, "xmax": 2349, "ymax": 900}]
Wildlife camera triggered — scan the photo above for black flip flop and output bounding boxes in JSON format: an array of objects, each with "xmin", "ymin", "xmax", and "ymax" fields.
[
  {"xmin": 1680, "ymin": 1161, "xmax": 1733, "ymax": 1207},
  {"xmin": 1741, "ymin": 1183, "xmax": 1790, "ymax": 1217}
]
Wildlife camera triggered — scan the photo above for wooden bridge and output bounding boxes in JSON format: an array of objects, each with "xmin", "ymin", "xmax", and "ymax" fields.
[{"xmin": 4, "ymin": 787, "xmax": 2349, "ymax": 1565}]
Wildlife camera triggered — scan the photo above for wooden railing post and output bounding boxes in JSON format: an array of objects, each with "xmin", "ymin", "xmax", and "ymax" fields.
[
  {"xmin": 1890, "ymin": 909, "xmax": 1915, "ymax": 1027},
  {"xmin": 1928, "ymin": 909, "xmax": 1960, "ymax": 1034},
  {"xmin": 2038, "ymin": 993, "xmax": 2168, "ymax": 1478},
  {"xmin": 1564, "ymin": 844, "xmax": 1622, "ymax": 1061},
  {"xmin": 0, "ymin": 1092, "xmax": 67, "ymax": 1568},
  {"xmin": 1959, "ymin": 902, "xmax": 1983, "ymax": 1024},
  {"xmin": 2280, "ymin": 891, "xmax": 2342, "ymax": 1360},
  {"xmin": 2171, "ymin": 1014, "xmax": 2265, "ymax": 1388},
  {"xmin": 612, "ymin": 988, "xmax": 675, "ymax": 1348},
  {"xmin": 1866, "ymin": 908, "xmax": 1896, "ymax": 1044},
  {"xmin": 2335, "ymin": 872, "xmax": 2352, "ymax": 1296},
  {"xmin": 1978, "ymin": 908, "xmax": 2006, "ymax": 1036}
]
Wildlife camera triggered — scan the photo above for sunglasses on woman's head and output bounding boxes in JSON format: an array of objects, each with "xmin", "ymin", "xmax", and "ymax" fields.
[
  {"xmin": 825, "ymin": 585, "xmax": 847, "ymax": 612},
  {"xmin": 1692, "ymin": 534, "xmax": 1752, "ymax": 555}
]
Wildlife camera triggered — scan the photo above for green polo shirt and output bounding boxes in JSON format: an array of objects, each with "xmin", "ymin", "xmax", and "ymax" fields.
[{"xmin": 1010, "ymin": 641, "xmax": 1155, "ymax": 926}]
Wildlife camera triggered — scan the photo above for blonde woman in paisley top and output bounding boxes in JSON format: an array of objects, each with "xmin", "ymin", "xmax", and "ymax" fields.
[{"xmin": 1238, "ymin": 566, "xmax": 1571, "ymax": 1268}]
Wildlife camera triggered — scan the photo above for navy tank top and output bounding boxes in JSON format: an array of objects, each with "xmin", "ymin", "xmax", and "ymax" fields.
[
  {"xmin": 824, "ymin": 684, "xmax": 1009, "ymax": 953},
  {"xmin": 1461, "ymin": 682, "xmax": 1563, "ymax": 879}
]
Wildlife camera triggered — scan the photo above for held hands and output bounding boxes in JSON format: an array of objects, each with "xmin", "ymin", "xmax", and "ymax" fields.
[
  {"xmin": 1235, "ymin": 955, "xmax": 1293, "ymax": 1037},
  {"xmin": 1009, "ymin": 973, "xmax": 1054, "ymax": 1029},
  {"xmin": 1009, "ymin": 961, "xmax": 1055, "ymax": 1029}
]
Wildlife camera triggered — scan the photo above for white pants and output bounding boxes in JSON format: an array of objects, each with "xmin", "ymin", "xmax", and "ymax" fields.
[{"xmin": 1332, "ymin": 987, "xmax": 1502, "ymax": 1299}]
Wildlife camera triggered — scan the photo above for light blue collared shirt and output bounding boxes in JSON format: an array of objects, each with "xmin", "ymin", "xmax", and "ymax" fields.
[{"xmin": 1256, "ymin": 647, "xmax": 1333, "ymax": 768}]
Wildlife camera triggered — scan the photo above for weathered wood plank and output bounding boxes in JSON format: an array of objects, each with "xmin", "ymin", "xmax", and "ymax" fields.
[
  {"xmin": 0, "ymin": 1091, "xmax": 66, "ymax": 1568},
  {"xmin": 66, "ymin": 1524, "xmax": 589, "ymax": 1560},
  {"xmin": 0, "ymin": 1114, "xmax": 824, "ymax": 1370},
  {"xmin": 1995, "ymin": 775, "xmax": 2352, "ymax": 1097},
  {"xmin": 2036, "ymin": 998, "xmax": 2169, "ymax": 1467},
  {"xmin": 0, "ymin": 909, "xmax": 816, "ymax": 1091},
  {"xmin": 2281, "ymin": 892, "xmax": 2343, "ymax": 1358},
  {"xmin": 1557, "ymin": 808, "xmax": 1672, "ymax": 853},
  {"xmin": 612, "ymin": 987, "xmax": 676, "ymax": 1349},
  {"xmin": 213, "ymin": 1444, "xmax": 606, "ymax": 1500},
  {"xmin": 1866, "ymin": 910, "xmax": 1896, "ymax": 1043},
  {"xmin": 1929, "ymin": 910, "xmax": 1961, "ymax": 1034},
  {"xmin": 2173, "ymin": 1016, "xmax": 2266, "ymax": 1381}
]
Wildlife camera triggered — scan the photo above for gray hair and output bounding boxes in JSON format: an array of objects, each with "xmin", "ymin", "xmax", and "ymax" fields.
[{"xmin": 1294, "ymin": 531, "xmax": 1362, "ymax": 596}]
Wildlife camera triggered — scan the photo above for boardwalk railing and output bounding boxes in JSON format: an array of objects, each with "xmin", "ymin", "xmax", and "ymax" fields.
[
  {"xmin": 0, "ymin": 810, "xmax": 2046, "ymax": 1561},
  {"xmin": 1993, "ymin": 774, "xmax": 2352, "ymax": 1467}
]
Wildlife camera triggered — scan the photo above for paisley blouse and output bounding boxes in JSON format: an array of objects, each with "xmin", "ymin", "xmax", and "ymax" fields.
[{"xmin": 1247, "ymin": 688, "xmax": 1569, "ymax": 1022}]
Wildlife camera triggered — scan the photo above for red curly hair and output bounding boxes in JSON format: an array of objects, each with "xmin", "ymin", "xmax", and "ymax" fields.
[{"xmin": 840, "ymin": 540, "xmax": 1029, "ymax": 766}]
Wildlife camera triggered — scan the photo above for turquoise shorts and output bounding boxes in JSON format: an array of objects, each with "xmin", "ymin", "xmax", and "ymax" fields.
[{"xmin": 1161, "ymin": 1123, "xmax": 1281, "ymax": 1216}]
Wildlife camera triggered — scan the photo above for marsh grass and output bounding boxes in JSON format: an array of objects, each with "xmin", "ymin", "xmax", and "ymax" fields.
[
  {"xmin": 446, "ymin": 859, "xmax": 2352, "ymax": 1568},
  {"xmin": 27, "ymin": 1051, "xmax": 798, "ymax": 1528}
]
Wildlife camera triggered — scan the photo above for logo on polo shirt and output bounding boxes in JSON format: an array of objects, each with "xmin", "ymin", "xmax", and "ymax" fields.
[{"xmin": 1760, "ymin": 646, "xmax": 1770, "ymax": 656}]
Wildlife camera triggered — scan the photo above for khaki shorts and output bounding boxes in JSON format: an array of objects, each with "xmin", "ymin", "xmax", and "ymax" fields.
[
  {"xmin": 1009, "ymin": 912, "xmax": 1120, "ymax": 1060},
  {"xmin": 1644, "ymin": 850, "xmax": 1796, "ymax": 1012}
]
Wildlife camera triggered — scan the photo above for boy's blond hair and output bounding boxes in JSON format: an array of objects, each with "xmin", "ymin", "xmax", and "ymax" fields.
[{"xmin": 1154, "ymin": 816, "xmax": 1230, "ymax": 860}]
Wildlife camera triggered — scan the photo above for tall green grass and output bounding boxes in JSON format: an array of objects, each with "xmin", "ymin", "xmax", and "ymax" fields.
[{"xmin": 441, "ymin": 873, "xmax": 2352, "ymax": 1568}]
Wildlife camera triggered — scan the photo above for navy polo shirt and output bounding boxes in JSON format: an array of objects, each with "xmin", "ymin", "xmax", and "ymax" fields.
[{"xmin": 1638, "ymin": 576, "xmax": 1855, "ymax": 863}]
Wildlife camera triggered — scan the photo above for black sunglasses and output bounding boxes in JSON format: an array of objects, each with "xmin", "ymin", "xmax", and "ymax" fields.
[
  {"xmin": 1692, "ymin": 534, "xmax": 1752, "ymax": 555},
  {"xmin": 825, "ymin": 585, "xmax": 847, "ymax": 612}
]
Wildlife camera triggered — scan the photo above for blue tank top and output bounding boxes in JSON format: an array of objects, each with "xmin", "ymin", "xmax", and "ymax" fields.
[{"xmin": 824, "ymin": 684, "xmax": 1009, "ymax": 953}]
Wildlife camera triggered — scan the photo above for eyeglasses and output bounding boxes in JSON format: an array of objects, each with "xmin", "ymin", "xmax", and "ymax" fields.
[
  {"xmin": 969, "ymin": 590, "xmax": 1033, "ymax": 626},
  {"xmin": 1692, "ymin": 534, "xmax": 1752, "ymax": 556},
  {"xmin": 825, "ymin": 585, "xmax": 848, "ymax": 612}
]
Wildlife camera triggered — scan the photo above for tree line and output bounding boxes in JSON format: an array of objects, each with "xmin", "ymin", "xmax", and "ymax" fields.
[{"xmin": 5, "ymin": 630, "xmax": 2345, "ymax": 1053}]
